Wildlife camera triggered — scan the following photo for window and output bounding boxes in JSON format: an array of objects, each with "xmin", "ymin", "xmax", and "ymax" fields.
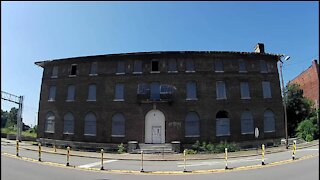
[
  {"xmin": 150, "ymin": 82, "xmax": 160, "ymax": 100},
  {"xmin": 241, "ymin": 111, "xmax": 254, "ymax": 134},
  {"xmin": 185, "ymin": 112, "xmax": 200, "ymax": 137},
  {"xmin": 186, "ymin": 81, "xmax": 197, "ymax": 100},
  {"xmin": 264, "ymin": 110, "xmax": 275, "ymax": 132},
  {"xmin": 216, "ymin": 81, "xmax": 227, "ymax": 99},
  {"xmin": 66, "ymin": 85, "xmax": 75, "ymax": 101},
  {"xmin": 112, "ymin": 113, "xmax": 125, "ymax": 137},
  {"xmin": 215, "ymin": 60, "xmax": 224, "ymax": 72},
  {"xmin": 45, "ymin": 112, "xmax": 55, "ymax": 133},
  {"xmin": 133, "ymin": 60, "xmax": 142, "ymax": 74},
  {"xmin": 260, "ymin": 60, "xmax": 268, "ymax": 73},
  {"xmin": 114, "ymin": 83, "xmax": 124, "ymax": 101},
  {"xmin": 151, "ymin": 60, "xmax": 159, "ymax": 72},
  {"xmin": 48, "ymin": 86, "xmax": 56, "ymax": 101},
  {"xmin": 168, "ymin": 59, "xmax": 177, "ymax": 73},
  {"xmin": 239, "ymin": 60, "xmax": 247, "ymax": 72},
  {"xmin": 240, "ymin": 82, "xmax": 250, "ymax": 99},
  {"xmin": 216, "ymin": 111, "xmax": 230, "ymax": 136},
  {"xmin": 90, "ymin": 62, "xmax": 98, "ymax": 75},
  {"xmin": 87, "ymin": 84, "xmax": 96, "ymax": 101},
  {"xmin": 51, "ymin": 66, "xmax": 58, "ymax": 78},
  {"xmin": 262, "ymin": 81, "xmax": 272, "ymax": 98},
  {"xmin": 63, "ymin": 113, "xmax": 74, "ymax": 134},
  {"xmin": 185, "ymin": 59, "xmax": 195, "ymax": 72},
  {"xmin": 116, "ymin": 61, "xmax": 125, "ymax": 74},
  {"xmin": 70, "ymin": 64, "xmax": 77, "ymax": 76},
  {"xmin": 84, "ymin": 112, "xmax": 96, "ymax": 136}
]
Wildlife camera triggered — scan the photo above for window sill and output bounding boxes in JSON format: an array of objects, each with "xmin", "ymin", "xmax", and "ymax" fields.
[
  {"xmin": 241, "ymin": 132, "xmax": 254, "ymax": 135},
  {"xmin": 168, "ymin": 71, "xmax": 178, "ymax": 73},
  {"xmin": 185, "ymin": 70, "xmax": 195, "ymax": 73},
  {"xmin": 216, "ymin": 134, "xmax": 230, "ymax": 137},
  {"xmin": 89, "ymin": 74, "xmax": 98, "ymax": 76},
  {"xmin": 69, "ymin": 75, "xmax": 77, "ymax": 77},
  {"xmin": 260, "ymin": 71, "xmax": 268, "ymax": 73},
  {"xmin": 264, "ymin": 131, "xmax": 275, "ymax": 133},
  {"xmin": 111, "ymin": 135, "xmax": 125, "ymax": 137},
  {"xmin": 215, "ymin": 71, "xmax": 224, "ymax": 73},
  {"xmin": 133, "ymin": 72, "xmax": 142, "ymax": 74},
  {"xmin": 150, "ymin": 71, "xmax": 160, "ymax": 74},
  {"xmin": 186, "ymin": 98, "xmax": 198, "ymax": 101},
  {"xmin": 185, "ymin": 135, "xmax": 200, "ymax": 137},
  {"xmin": 48, "ymin": 100, "xmax": 55, "ymax": 102},
  {"xmin": 84, "ymin": 134, "xmax": 96, "ymax": 136},
  {"xmin": 66, "ymin": 100, "xmax": 75, "ymax": 102},
  {"xmin": 239, "ymin": 71, "xmax": 247, "ymax": 73},
  {"xmin": 63, "ymin": 133, "xmax": 74, "ymax": 135},
  {"xmin": 241, "ymin": 97, "xmax": 251, "ymax": 100},
  {"xmin": 51, "ymin": 76, "xmax": 58, "ymax": 78},
  {"xmin": 116, "ymin": 72, "xmax": 125, "ymax": 75},
  {"xmin": 216, "ymin": 97, "xmax": 227, "ymax": 100},
  {"xmin": 45, "ymin": 131, "xmax": 54, "ymax": 134},
  {"xmin": 263, "ymin": 97, "xmax": 272, "ymax": 99},
  {"xmin": 86, "ymin": 100, "xmax": 96, "ymax": 102},
  {"xmin": 113, "ymin": 99, "xmax": 124, "ymax": 102}
]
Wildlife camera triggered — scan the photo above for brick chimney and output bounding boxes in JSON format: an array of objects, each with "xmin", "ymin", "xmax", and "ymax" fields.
[{"xmin": 254, "ymin": 43, "xmax": 265, "ymax": 53}]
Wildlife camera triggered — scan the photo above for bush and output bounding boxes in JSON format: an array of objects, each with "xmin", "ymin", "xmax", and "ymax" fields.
[
  {"xmin": 206, "ymin": 143, "xmax": 215, "ymax": 152},
  {"xmin": 190, "ymin": 141, "xmax": 239, "ymax": 153},
  {"xmin": 296, "ymin": 119, "xmax": 317, "ymax": 141},
  {"xmin": 184, "ymin": 149, "xmax": 197, "ymax": 154},
  {"xmin": 117, "ymin": 143, "xmax": 126, "ymax": 153},
  {"xmin": 191, "ymin": 140, "xmax": 201, "ymax": 151}
]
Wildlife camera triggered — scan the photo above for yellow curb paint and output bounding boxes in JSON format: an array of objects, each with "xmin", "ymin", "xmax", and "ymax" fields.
[{"xmin": 1, "ymin": 152, "xmax": 318, "ymax": 175}]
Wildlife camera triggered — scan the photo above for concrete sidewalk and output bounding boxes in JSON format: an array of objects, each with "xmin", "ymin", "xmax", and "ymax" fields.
[{"xmin": 1, "ymin": 138, "xmax": 318, "ymax": 161}]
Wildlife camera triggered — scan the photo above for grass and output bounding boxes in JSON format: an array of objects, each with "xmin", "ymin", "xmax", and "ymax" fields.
[{"xmin": 1, "ymin": 128, "xmax": 37, "ymax": 138}]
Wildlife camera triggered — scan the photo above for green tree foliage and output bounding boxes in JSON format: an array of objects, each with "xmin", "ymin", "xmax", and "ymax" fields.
[
  {"xmin": 1, "ymin": 110, "xmax": 9, "ymax": 128},
  {"xmin": 296, "ymin": 118, "xmax": 318, "ymax": 142},
  {"xmin": 285, "ymin": 84, "xmax": 313, "ymax": 137},
  {"xmin": 5, "ymin": 107, "xmax": 18, "ymax": 128}
]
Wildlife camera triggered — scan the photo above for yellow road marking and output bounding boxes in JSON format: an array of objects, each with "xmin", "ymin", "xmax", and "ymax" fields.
[{"xmin": 1, "ymin": 152, "xmax": 318, "ymax": 175}]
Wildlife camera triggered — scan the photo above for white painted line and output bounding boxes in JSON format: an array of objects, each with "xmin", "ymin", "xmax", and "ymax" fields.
[
  {"xmin": 296, "ymin": 149, "xmax": 319, "ymax": 152},
  {"xmin": 177, "ymin": 157, "xmax": 266, "ymax": 167},
  {"xmin": 78, "ymin": 160, "xmax": 118, "ymax": 168}
]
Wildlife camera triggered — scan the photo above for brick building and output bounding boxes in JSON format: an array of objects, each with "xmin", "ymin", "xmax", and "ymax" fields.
[
  {"xmin": 35, "ymin": 44, "xmax": 285, "ymax": 149},
  {"xmin": 288, "ymin": 60, "xmax": 319, "ymax": 110}
]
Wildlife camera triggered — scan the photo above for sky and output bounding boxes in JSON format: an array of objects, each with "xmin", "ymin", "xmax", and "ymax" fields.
[{"xmin": 1, "ymin": 1, "xmax": 319, "ymax": 127}]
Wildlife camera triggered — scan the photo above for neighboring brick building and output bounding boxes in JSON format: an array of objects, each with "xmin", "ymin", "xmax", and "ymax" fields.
[
  {"xmin": 35, "ymin": 44, "xmax": 285, "ymax": 149},
  {"xmin": 288, "ymin": 60, "xmax": 319, "ymax": 110}
]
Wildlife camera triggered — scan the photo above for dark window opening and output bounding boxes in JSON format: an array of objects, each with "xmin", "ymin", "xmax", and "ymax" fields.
[
  {"xmin": 70, "ymin": 65, "xmax": 77, "ymax": 75},
  {"xmin": 152, "ymin": 61, "xmax": 159, "ymax": 72},
  {"xmin": 216, "ymin": 111, "xmax": 229, "ymax": 118}
]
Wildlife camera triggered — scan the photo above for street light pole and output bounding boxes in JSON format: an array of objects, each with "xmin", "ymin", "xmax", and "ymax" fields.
[{"xmin": 279, "ymin": 55, "xmax": 290, "ymax": 149}]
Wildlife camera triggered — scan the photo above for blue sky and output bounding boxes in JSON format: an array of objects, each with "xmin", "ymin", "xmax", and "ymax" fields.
[{"xmin": 1, "ymin": 1, "xmax": 319, "ymax": 127}]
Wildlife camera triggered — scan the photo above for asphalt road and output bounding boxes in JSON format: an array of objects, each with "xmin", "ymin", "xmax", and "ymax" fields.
[
  {"xmin": 1, "ymin": 152, "xmax": 319, "ymax": 180},
  {"xmin": 1, "ymin": 144, "xmax": 319, "ymax": 172}
]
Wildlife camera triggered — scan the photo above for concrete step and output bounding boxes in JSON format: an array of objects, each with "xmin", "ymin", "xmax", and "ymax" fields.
[{"xmin": 132, "ymin": 143, "xmax": 175, "ymax": 154}]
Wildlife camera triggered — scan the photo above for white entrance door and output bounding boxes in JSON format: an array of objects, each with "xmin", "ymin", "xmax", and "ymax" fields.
[
  {"xmin": 145, "ymin": 109, "xmax": 165, "ymax": 143},
  {"xmin": 152, "ymin": 126, "xmax": 161, "ymax": 144}
]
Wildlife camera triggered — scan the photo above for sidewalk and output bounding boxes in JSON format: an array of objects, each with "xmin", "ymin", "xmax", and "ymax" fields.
[{"xmin": 1, "ymin": 138, "xmax": 318, "ymax": 161}]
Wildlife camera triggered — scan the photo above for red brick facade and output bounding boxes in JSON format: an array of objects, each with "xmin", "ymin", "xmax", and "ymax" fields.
[{"xmin": 288, "ymin": 60, "xmax": 319, "ymax": 109}]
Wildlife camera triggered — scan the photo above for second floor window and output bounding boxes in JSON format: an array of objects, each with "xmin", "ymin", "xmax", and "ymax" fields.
[
  {"xmin": 116, "ymin": 61, "xmax": 125, "ymax": 74},
  {"xmin": 51, "ymin": 66, "xmax": 58, "ymax": 78},
  {"xmin": 260, "ymin": 60, "xmax": 268, "ymax": 73},
  {"xmin": 262, "ymin": 81, "xmax": 272, "ymax": 98},
  {"xmin": 66, "ymin": 85, "xmax": 75, "ymax": 101},
  {"xmin": 70, "ymin": 64, "xmax": 77, "ymax": 76},
  {"xmin": 239, "ymin": 60, "xmax": 247, "ymax": 72},
  {"xmin": 216, "ymin": 81, "xmax": 227, "ymax": 99},
  {"xmin": 186, "ymin": 81, "xmax": 197, "ymax": 100},
  {"xmin": 215, "ymin": 60, "xmax": 224, "ymax": 72},
  {"xmin": 240, "ymin": 82, "xmax": 250, "ymax": 99},
  {"xmin": 186, "ymin": 59, "xmax": 195, "ymax": 72},
  {"xmin": 115, "ymin": 83, "xmax": 124, "ymax": 101},
  {"xmin": 133, "ymin": 60, "xmax": 142, "ymax": 74},
  {"xmin": 90, "ymin": 62, "xmax": 98, "ymax": 75},
  {"xmin": 48, "ymin": 86, "xmax": 56, "ymax": 101},
  {"xmin": 87, "ymin": 84, "xmax": 96, "ymax": 101},
  {"xmin": 168, "ymin": 59, "xmax": 177, "ymax": 72},
  {"xmin": 151, "ymin": 60, "xmax": 159, "ymax": 72}
]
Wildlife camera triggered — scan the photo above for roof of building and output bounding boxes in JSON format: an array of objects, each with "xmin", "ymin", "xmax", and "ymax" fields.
[{"xmin": 34, "ymin": 50, "xmax": 282, "ymax": 68}]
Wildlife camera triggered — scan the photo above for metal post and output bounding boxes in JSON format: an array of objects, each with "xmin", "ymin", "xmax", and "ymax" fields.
[
  {"xmin": 140, "ymin": 150, "xmax": 144, "ymax": 172},
  {"xmin": 16, "ymin": 140, "xmax": 19, "ymax": 156},
  {"xmin": 262, "ymin": 144, "xmax": 265, "ymax": 165},
  {"xmin": 280, "ymin": 61, "xmax": 289, "ymax": 149},
  {"xmin": 100, "ymin": 149, "xmax": 104, "ymax": 170},
  {"xmin": 53, "ymin": 144, "xmax": 57, "ymax": 152},
  {"xmin": 66, "ymin": 146, "xmax": 70, "ymax": 166},
  {"xmin": 183, "ymin": 149, "xmax": 187, "ymax": 172},
  {"xmin": 225, "ymin": 148, "xmax": 228, "ymax": 169},
  {"xmin": 16, "ymin": 96, "xmax": 23, "ymax": 141},
  {"xmin": 292, "ymin": 140, "xmax": 296, "ymax": 160},
  {"xmin": 38, "ymin": 143, "xmax": 42, "ymax": 161}
]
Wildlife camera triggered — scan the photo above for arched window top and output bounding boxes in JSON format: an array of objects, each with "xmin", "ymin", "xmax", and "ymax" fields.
[
  {"xmin": 241, "ymin": 111, "xmax": 253, "ymax": 119},
  {"xmin": 46, "ymin": 112, "xmax": 55, "ymax": 120},
  {"xmin": 216, "ymin": 111, "xmax": 229, "ymax": 118},
  {"xmin": 112, "ymin": 113, "xmax": 125, "ymax": 122},
  {"xmin": 85, "ymin": 112, "xmax": 96, "ymax": 121},
  {"xmin": 264, "ymin": 109, "xmax": 274, "ymax": 118},
  {"xmin": 185, "ymin": 112, "xmax": 199, "ymax": 122},
  {"xmin": 64, "ymin": 112, "xmax": 74, "ymax": 120}
]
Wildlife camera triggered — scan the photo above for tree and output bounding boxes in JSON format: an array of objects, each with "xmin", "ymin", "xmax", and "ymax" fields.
[
  {"xmin": 1, "ymin": 110, "xmax": 9, "ymax": 128},
  {"xmin": 5, "ymin": 107, "xmax": 18, "ymax": 129},
  {"xmin": 285, "ymin": 84, "xmax": 313, "ymax": 137}
]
